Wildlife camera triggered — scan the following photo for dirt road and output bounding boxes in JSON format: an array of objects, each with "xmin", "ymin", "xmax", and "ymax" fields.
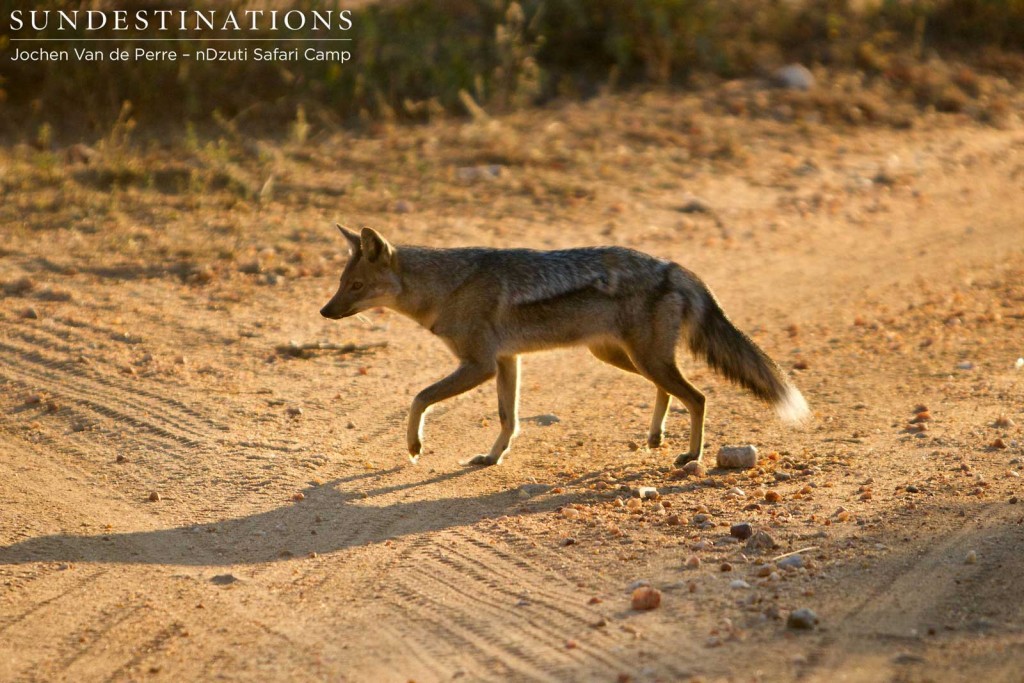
[{"xmin": 1, "ymin": 93, "xmax": 1022, "ymax": 681}]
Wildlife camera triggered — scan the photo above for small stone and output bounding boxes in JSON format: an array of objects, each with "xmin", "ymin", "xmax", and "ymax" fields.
[
  {"xmin": 730, "ymin": 522, "xmax": 754, "ymax": 540},
  {"xmin": 148, "ymin": 491, "xmax": 161, "ymax": 502},
  {"xmin": 965, "ymin": 550, "xmax": 977, "ymax": 564},
  {"xmin": 636, "ymin": 487, "xmax": 659, "ymax": 500},
  {"xmin": 956, "ymin": 361, "xmax": 975, "ymax": 370},
  {"xmin": 210, "ymin": 574, "xmax": 238, "ymax": 585},
  {"xmin": 719, "ymin": 562, "xmax": 733, "ymax": 572},
  {"xmin": 286, "ymin": 406, "xmax": 303, "ymax": 417},
  {"xmin": 765, "ymin": 490, "xmax": 782, "ymax": 503},
  {"xmin": 778, "ymin": 554, "xmax": 804, "ymax": 570},
  {"xmin": 717, "ymin": 445, "xmax": 758, "ymax": 469},
  {"xmin": 746, "ymin": 530, "xmax": 778, "ymax": 551},
  {"xmin": 1009, "ymin": 496, "xmax": 1018, "ymax": 505},
  {"xmin": 906, "ymin": 484, "xmax": 919, "ymax": 493},
  {"xmin": 346, "ymin": 421, "xmax": 356, "ymax": 429},
  {"xmin": 680, "ymin": 461, "xmax": 707, "ymax": 478},
  {"xmin": 393, "ymin": 200, "xmax": 413, "ymax": 214},
  {"xmin": 787, "ymin": 608, "xmax": 819, "ymax": 630},
  {"xmin": 910, "ymin": 411, "xmax": 932, "ymax": 423},
  {"xmin": 730, "ymin": 579, "xmax": 751, "ymax": 590},
  {"xmin": 792, "ymin": 359, "xmax": 810, "ymax": 371},
  {"xmin": 630, "ymin": 586, "xmax": 662, "ymax": 611},
  {"xmin": 994, "ymin": 416, "xmax": 1015, "ymax": 428},
  {"xmin": 991, "ymin": 438, "xmax": 1007, "ymax": 450},
  {"xmin": 561, "ymin": 507, "xmax": 581, "ymax": 520},
  {"xmin": 292, "ymin": 492, "xmax": 305, "ymax": 502},
  {"xmin": 677, "ymin": 196, "xmax": 713, "ymax": 214},
  {"xmin": 22, "ymin": 307, "xmax": 39, "ymax": 319},
  {"xmin": 772, "ymin": 64, "xmax": 815, "ymax": 91},
  {"xmin": 116, "ymin": 454, "xmax": 127, "ymax": 463},
  {"xmin": 685, "ymin": 555, "xmax": 701, "ymax": 569},
  {"xmin": 913, "ymin": 404, "xmax": 929, "ymax": 414},
  {"xmin": 754, "ymin": 565, "xmax": 773, "ymax": 577}
]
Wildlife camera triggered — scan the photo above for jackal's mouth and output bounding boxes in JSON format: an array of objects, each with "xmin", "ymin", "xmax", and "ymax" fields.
[{"xmin": 319, "ymin": 307, "xmax": 349, "ymax": 320}]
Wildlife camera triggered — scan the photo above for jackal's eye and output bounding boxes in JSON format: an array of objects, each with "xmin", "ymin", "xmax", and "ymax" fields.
[{"xmin": 351, "ymin": 281, "xmax": 364, "ymax": 291}]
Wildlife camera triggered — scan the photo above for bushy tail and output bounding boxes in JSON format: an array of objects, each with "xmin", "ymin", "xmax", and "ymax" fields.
[{"xmin": 686, "ymin": 293, "xmax": 810, "ymax": 423}]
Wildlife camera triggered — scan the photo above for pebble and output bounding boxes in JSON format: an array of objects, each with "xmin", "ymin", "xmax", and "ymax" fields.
[
  {"xmin": 717, "ymin": 445, "xmax": 758, "ymax": 469},
  {"xmin": 561, "ymin": 507, "xmax": 581, "ymax": 520},
  {"xmin": 994, "ymin": 416, "xmax": 1016, "ymax": 428},
  {"xmin": 765, "ymin": 490, "xmax": 783, "ymax": 503},
  {"xmin": 286, "ymin": 406, "xmax": 303, "ymax": 417},
  {"xmin": 636, "ymin": 487, "xmax": 659, "ymax": 500},
  {"xmin": 210, "ymin": 574, "xmax": 239, "ymax": 585},
  {"xmin": 685, "ymin": 555, "xmax": 701, "ymax": 569},
  {"xmin": 292, "ymin": 492, "xmax": 305, "ymax": 502},
  {"xmin": 719, "ymin": 562, "xmax": 733, "ymax": 572},
  {"xmin": 680, "ymin": 461, "xmax": 707, "ymax": 478},
  {"xmin": 956, "ymin": 361, "xmax": 975, "ymax": 370},
  {"xmin": 787, "ymin": 608, "xmax": 819, "ymax": 630},
  {"xmin": 772, "ymin": 64, "xmax": 815, "ymax": 91},
  {"xmin": 991, "ymin": 438, "xmax": 1007, "ymax": 450},
  {"xmin": 630, "ymin": 586, "xmax": 662, "ymax": 611},
  {"xmin": 22, "ymin": 307, "xmax": 39, "ymax": 319},
  {"xmin": 746, "ymin": 530, "xmax": 778, "ymax": 551},
  {"xmin": 730, "ymin": 522, "xmax": 754, "ymax": 540},
  {"xmin": 965, "ymin": 550, "xmax": 977, "ymax": 564},
  {"xmin": 677, "ymin": 196, "xmax": 713, "ymax": 214},
  {"xmin": 532, "ymin": 414, "xmax": 560, "ymax": 426},
  {"xmin": 778, "ymin": 554, "xmax": 804, "ymax": 570},
  {"xmin": 519, "ymin": 483, "xmax": 551, "ymax": 498},
  {"xmin": 148, "ymin": 491, "xmax": 161, "ymax": 502},
  {"xmin": 729, "ymin": 579, "xmax": 751, "ymax": 590}
]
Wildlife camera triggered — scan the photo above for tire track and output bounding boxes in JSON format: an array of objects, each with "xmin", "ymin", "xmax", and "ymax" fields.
[{"xmin": 377, "ymin": 529, "xmax": 636, "ymax": 681}]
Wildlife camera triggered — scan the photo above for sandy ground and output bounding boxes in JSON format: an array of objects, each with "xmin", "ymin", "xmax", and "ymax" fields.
[{"xmin": 1, "ymin": 90, "xmax": 1023, "ymax": 682}]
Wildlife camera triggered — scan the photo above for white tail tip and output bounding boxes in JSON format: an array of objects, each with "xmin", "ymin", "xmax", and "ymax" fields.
[{"xmin": 775, "ymin": 385, "xmax": 811, "ymax": 424}]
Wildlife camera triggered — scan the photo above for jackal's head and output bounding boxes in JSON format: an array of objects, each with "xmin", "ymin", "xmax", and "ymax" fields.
[{"xmin": 320, "ymin": 225, "xmax": 400, "ymax": 319}]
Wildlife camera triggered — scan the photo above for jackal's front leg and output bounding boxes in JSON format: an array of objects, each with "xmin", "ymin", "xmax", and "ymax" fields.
[
  {"xmin": 407, "ymin": 361, "xmax": 496, "ymax": 463},
  {"xmin": 467, "ymin": 356, "xmax": 520, "ymax": 466}
]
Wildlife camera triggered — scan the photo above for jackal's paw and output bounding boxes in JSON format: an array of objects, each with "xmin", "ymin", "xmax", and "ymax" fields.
[
  {"xmin": 407, "ymin": 453, "xmax": 420, "ymax": 465},
  {"xmin": 647, "ymin": 433, "xmax": 664, "ymax": 448},
  {"xmin": 673, "ymin": 451, "xmax": 702, "ymax": 467},
  {"xmin": 465, "ymin": 453, "xmax": 504, "ymax": 467},
  {"xmin": 408, "ymin": 439, "xmax": 422, "ymax": 458}
]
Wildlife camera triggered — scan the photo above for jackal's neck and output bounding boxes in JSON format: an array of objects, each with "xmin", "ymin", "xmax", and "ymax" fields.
[{"xmin": 390, "ymin": 246, "xmax": 461, "ymax": 329}]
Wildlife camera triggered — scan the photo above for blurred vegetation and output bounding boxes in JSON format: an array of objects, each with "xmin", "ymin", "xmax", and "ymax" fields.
[{"xmin": 1, "ymin": 0, "xmax": 1022, "ymax": 140}]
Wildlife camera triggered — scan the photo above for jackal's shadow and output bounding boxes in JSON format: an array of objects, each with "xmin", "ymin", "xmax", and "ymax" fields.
[{"xmin": 0, "ymin": 468, "xmax": 572, "ymax": 566}]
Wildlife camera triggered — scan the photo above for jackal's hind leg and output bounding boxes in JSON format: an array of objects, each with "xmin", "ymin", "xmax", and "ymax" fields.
[
  {"xmin": 647, "ymin": 388, "xmax": 671, "ymax": 448},
  {"xmin": 589, "ymin": 344, "xmax": 671, "ymax": 448},
  {"xmin": 631, "ymin": 357, "xmax": 706, "ymax": 466},
  {"xmin": 467, "ymin": 356, "xmax": 520, "ymax": 466},
  {"xmin": 408, "ymin": 361, "xmax": 496, "ymax": 463}
]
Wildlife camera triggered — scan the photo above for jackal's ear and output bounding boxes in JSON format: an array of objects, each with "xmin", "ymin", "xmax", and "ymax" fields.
[
  {"xmin": 360, "ymin": 227, "xmax": 394, "ymax": 265},
  {"xmin": 336, "ymin": 224, "xmax": 361, "ymax": 254}
]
